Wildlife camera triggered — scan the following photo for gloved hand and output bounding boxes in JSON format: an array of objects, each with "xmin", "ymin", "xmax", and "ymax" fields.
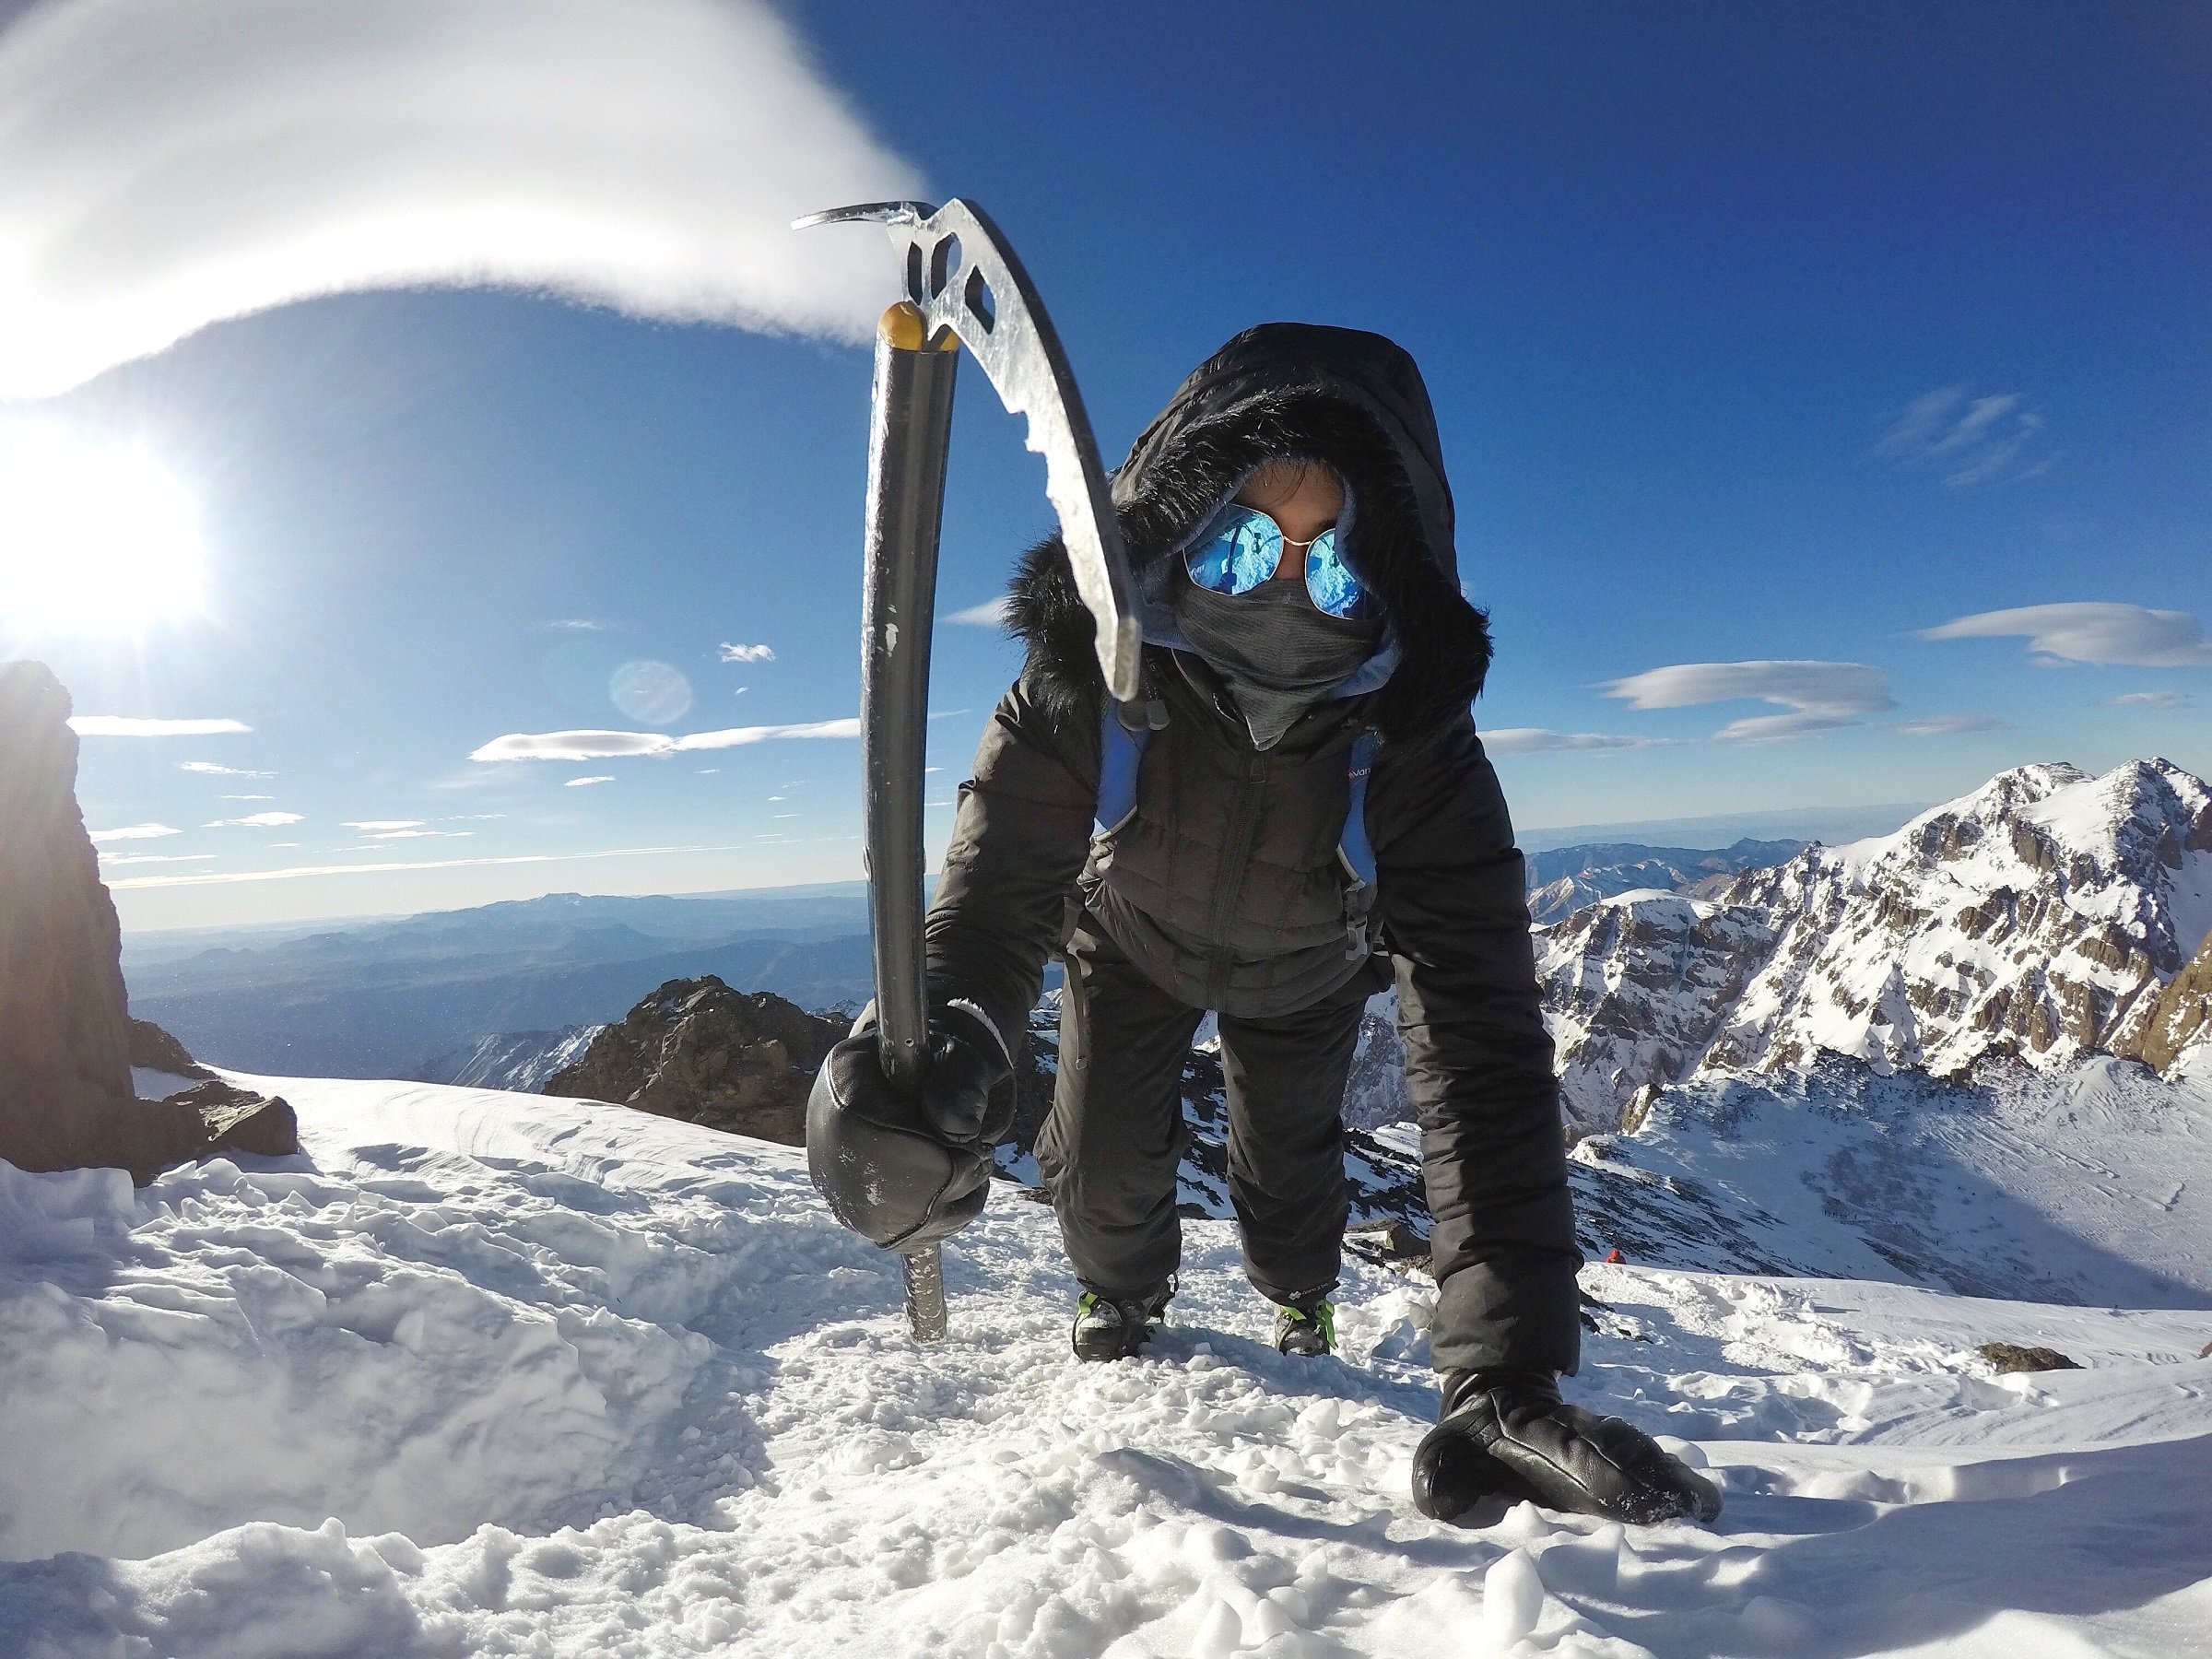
[
  {"xmin": 1412, "ymin": 1370, "xmax": 1723, "ymax": 1526},
  {"xmin": 806, "ymin": 1001, "xmax": 1013, "ymax": 1252}
]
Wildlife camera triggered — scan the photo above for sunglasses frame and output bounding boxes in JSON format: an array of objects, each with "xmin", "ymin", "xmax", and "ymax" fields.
[{"xmin": 1183, "ymin": 502, "xmax": 1371, "ymax": 619}]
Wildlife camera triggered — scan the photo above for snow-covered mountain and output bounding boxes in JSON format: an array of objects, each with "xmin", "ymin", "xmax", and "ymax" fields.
[
  {"xmin": 3, "ymin": 1071, "xmax": 2207, "ymax": 1654},
  {"xmin": 1541, "ymin": 759, "xmax": 2212, "ymax": 1131}
]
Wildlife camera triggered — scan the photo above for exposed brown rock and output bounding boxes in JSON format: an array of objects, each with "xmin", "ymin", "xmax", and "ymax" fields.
[
  {"xmin": 544, "ymin": 975, "xmax": 847, "ymax": 1145},
  {"xmin": 2114, "ymin": 931, "xmax": 2212, "ymax": 1073},
  {"xmin": 0, "ymin": 662, "xmax": 226, "ymax": 1181},
  {"xmin": 128, "ymin": 1018, "xmax": 213, "ymax": 1079},
  {"xmin": 1977, "ymin": 1341, "xmax": 2080, "ymax": 1374},
  {"xmin": 160, "ymin": 1079, "xmax": 300, "ymax": 1156}
]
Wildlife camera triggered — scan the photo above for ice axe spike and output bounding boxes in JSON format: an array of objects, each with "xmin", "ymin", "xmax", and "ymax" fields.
[{"xmin": 797, "ymin": 200, "xmax": 1138, "ymax": 1344}]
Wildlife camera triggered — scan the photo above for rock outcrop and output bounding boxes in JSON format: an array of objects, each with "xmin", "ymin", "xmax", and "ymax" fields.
[
  {"xmin": 543, "ymin": 976, "xmax": 846, "ymax": 1145},
  {"xmin": 2115, "ymin": 929, "xmax": 2212, "ymax": 1072},
  {"xmin": 128, "ymin": 1018, "xmax": 213, "ymax": 1080},
  {"xmin": 1, "ymin": 662, "xmax": 140, "ymax": 1166},
  {"xmin": 0, "ymin": 663, "xmax": 295, "ymax": 1179}
]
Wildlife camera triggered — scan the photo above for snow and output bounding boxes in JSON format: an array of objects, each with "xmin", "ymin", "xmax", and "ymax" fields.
[
  {"xmin": 129, "ymin": 1066, "xmax": 201, "ymax": 1100},
  {"xmin": 3, "ymin": 1075, "xmax": 2210, "ymax": 1656},
  {"xmin": 1572, "ymin": 1056, "xmax": 2212, "ymax": 1308}
]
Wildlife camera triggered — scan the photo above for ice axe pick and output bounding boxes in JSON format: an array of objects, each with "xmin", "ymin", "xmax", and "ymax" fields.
[{"xmin": 794, "ymin": 200, "xmax": 1140, "ymax": 1340}]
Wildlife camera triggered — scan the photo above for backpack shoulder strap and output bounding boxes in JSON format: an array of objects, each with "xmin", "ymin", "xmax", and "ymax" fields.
[
  {"xmin": 1336, "ymin": 727, "xmax": 1382, "ymax": 959},
  {"xmin": 1096, "ymin": 677, "xmax": 1168, "ymax": 832},
  {"xmin": 1338, "ymin": 727, "xmax": 1381, "ymax": 887}
]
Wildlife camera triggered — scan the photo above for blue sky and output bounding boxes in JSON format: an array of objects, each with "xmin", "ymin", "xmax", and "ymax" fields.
[{"xmin": 3, "ymin": 0, "xmax": 2207, "ymax": 930}]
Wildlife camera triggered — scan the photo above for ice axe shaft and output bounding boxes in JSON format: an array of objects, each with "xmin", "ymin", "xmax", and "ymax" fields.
[
  {"xmin": 861, "ymin": 302, "xmax": 959, "ymax": 1343},
  {"xmin": 799, "ymin": 200, "xmax": 1139, "ymax": 1345}
]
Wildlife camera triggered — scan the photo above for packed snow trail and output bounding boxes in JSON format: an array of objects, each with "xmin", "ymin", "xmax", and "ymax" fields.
[{"xmin": 2, "ymin": 1078, "xmax": 2209, "ymax": 1656}]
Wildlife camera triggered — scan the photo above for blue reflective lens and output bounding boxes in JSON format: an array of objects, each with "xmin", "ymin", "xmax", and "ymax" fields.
[
  {"xmin": 1186, "ymin": 511, "xmax": 1282, "ymax": 596},
  {"xmin": 1304, "ymin": 529, "xmax": 1367, "ymax": 618}
]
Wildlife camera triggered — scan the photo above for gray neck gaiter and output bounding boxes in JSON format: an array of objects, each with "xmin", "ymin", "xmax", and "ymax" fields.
[{"xmin": 1174, "ymin": 578, "xmax": 1382, "ymax": 749}]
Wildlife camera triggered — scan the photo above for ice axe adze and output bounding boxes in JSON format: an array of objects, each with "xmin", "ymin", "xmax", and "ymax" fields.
[{"xmin": 794, "ymin": 200, "xmax": 1139, "ymax": 1340}]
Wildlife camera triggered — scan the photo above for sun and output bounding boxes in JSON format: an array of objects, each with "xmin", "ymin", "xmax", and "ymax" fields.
[{"xmin": 0, "ymin": 423, "xmax": 208, "ymax": 637}]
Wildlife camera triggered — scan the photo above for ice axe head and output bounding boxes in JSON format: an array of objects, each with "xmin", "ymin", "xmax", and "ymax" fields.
[{"xmin": 795, "ymin": 199, "xmax": 1141, "ymax": 703}]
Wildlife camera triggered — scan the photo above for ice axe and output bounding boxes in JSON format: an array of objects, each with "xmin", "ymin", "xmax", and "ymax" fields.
[{"xmin": 794, "ymin": 200, "xmax": 1139, "ymax": 1340}]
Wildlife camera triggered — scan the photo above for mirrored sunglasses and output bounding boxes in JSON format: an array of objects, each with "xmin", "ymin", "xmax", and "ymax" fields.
[{"xmin": 1183, "ymin": 506, "xmax": 1371, "ymax": 619}]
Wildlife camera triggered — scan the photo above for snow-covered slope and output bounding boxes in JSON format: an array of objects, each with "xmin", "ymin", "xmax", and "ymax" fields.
[
  {"xmin": 439, "ymin": 1024, "xmax": 604, "ymax": 1089},
  {"xmin": 1569, "ymin": 1054, "xmax": 2212, "ymax": 1306},
  {"xmin": 1541, "ymin": 759, "xmax": 2212, "ymax": 1130},
  {"xmin": 4, "ymin": 1077, "xmax": 2209, "ymax": 1656}
]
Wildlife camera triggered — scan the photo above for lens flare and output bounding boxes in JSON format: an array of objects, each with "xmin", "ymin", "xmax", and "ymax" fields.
[
  {"xmin": 608, "ymin": 660, "xmax": 694, "ymax": 724},
  {"xmin": 0, "ymin": 425, "xmax": 207, "ymax": 636}
]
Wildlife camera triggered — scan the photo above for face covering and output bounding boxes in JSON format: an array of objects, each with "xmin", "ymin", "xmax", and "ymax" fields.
[{"xmin": 1173, "ymin": 575, "xmax": 1382, "ymax": 749}]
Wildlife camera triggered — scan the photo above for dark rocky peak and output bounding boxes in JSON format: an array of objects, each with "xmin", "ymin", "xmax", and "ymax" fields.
[{"xmin": 543, "ymin": 975, "xmax": 848, "ymax": 1146}]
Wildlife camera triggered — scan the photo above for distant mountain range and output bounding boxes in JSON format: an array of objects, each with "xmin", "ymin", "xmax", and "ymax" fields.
[
  {"xmin": 1523, "ymin": 838, "xmax": 1804, "ymax": 924},
  {"xmin": 124, "ymin": 887, "xmax": 878, "ymax": 1080},
  {"xmin": 129, "ymin": 838, "xmax": 1807, "ymax": 1084}
]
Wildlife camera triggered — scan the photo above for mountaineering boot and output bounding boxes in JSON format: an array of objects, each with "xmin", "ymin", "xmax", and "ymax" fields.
[
  {"xmin": 1072, "ymin": 1284, "xmax": 1171, "ymax": 1361},
  {"xmin": 1273, "ymin": 1298, "xmax": 1335, "ymax": 1358}
]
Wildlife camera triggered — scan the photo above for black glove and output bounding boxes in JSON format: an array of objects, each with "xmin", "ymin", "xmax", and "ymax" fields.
[
  {"xmin": 1412, "ymin": 1370, "xmax": 1723, "ymax": 1526},
  {"xmin": 806, "ymin": 1002, "xmax": 1013, "ymax": 1252}
]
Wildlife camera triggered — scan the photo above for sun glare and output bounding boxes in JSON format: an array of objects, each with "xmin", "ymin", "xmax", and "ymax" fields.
[{"xmin": 0, "ymin": 424, "xmax": 208, "ymax": 637}]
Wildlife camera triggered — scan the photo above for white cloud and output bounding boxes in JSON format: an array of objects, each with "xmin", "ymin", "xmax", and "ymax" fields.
[
  {"xmin": 718, "ymin": 642, "xmax": 776, "ymax": 664},
  {"xmin": 221, "ymin": 794, "xmax": 274, "ymax": 801},
  {"xmin": 2105, "ymin": 690, "xmax": 2193, "ymax": 711},
  {"xmin": 1877, "ymin": 387, "xmax": 2053, "ymax": 488},
  {"xmin": 181, "ymin": 760, "xmax": 273, "ymax": 777},
  {"xmin": 344, "ymin": 820, "xmax": 424, "ymax": 831},
  {"xmin": 359, "ymin": 829, "xmax": 471, "ymax": 840},
  {"xmin": 547, "ymin": 618, "xmax": 609, "ymax": 631},
  {"xmin": 98, "ymin": 851, "xmax": 215, "ymax": 865},
  {"xmin": 1606, "ymin": 660, "xmax": 1893, "ymax": 716},
  {"xmin": 68, "ymin": 716, "xmax": 251, "ymax": 736},
  {"xmin": 1710, "ymin": 712, "xmax": 1867, "ymax": 745},
  {"xmin": 1921, "ymin": 603, "xmax": 2212, "ymax": 668},
  {"xmin": 206, "ymin": 810, "xmax": 304, "ymax": 828},
  {"xmin": 1894, "ymin": 713, "xmax": 2006, "ymax": 736},
  {"xmin": 946, "ymin": 597, "xmax": 1012, "ymax": 628},
  {"xmin": 88, "ymin": 821, "xmax": 180, "ymax": 842},
  {"xmin": 566, "ymin": 775, "xmax": 616, "ymax": 787},
  {"xmin": 0, "ymin": 0, "xmax": 924, "ymax": 398},
  {"xmin": 471, "ymin": 717, "xmax": 863, "ymax": 762},
  {"xmin": 1482, "ymin": 728, "xmax": 1659, "ymax": 756},
  {"xmin": 1602, "ymin": 660, "xmax": 1893, "ymax": 745}
]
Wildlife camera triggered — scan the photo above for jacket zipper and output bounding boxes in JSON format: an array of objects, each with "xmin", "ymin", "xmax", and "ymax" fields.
[{"xmin": 1202, "ymin": 748, "xmax": 1269, "ymax": 1005}]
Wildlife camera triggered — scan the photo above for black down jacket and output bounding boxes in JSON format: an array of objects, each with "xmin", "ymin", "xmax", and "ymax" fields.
[{"xmin": 924, "ymin": 324, "xmax": 1582, "ymax": 1377}]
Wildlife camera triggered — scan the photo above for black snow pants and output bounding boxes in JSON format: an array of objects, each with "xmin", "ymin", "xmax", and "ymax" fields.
[{"xmin": 1034, "ymin": 915, "xmax": 1371, "ymax": 1307}]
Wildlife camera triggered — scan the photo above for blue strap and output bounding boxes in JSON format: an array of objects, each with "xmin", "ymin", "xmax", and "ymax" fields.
[
  {"xmin": 1096, "ymin": 706, "xmax": 1150, "ymax": 830},
  {"xmin": 1339, "ymin": 728, "xmax": 1380, "ymax": 887}
]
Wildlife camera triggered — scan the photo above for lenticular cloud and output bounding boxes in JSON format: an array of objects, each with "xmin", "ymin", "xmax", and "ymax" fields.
[{"xmin": 0, "ymin": 0, "xmax": 927, "ymax": 397}]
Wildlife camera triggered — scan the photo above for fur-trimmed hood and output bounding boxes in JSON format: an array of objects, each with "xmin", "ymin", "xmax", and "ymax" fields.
[{"xmin": 1006, "ymin": 323, "xmax": 1491, "ymax": 742}]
